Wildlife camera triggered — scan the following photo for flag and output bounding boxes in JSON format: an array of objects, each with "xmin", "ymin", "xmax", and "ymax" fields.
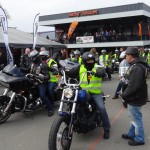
[
  {"xmin": 138, "ymin": 23, "xmax": 142, "ymax": 37},
  {"xmin": 67, "ymin": 21, "xmax": 78, "ymax": 39},
  {"xmin": 148, "ymin": 25, "xmax": 150, "ymax": 37},
  {"xmin": 0, "ymin": 6, "xmax": 14, "ymax": 64},
  {"xmin": 33, "ymin": 13, "xmax": 40, "ymax": 49}
]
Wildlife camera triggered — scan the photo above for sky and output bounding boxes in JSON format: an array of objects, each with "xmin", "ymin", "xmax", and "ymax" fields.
[{"xmin": 1, "ymin": 0, "xmax": 150, "ymax": 33}]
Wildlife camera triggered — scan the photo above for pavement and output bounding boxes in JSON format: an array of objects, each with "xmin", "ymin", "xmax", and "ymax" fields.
[{"xmin": 0, "ymin": 73, "xmax": 150, "ymax": 150}]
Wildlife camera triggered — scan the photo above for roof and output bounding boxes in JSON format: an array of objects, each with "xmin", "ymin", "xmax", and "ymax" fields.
[
  {"xmin": 0, "ymin": 27, "xmax": 66, "ymax": 48},
  {"xmin": 39, "ymin": 3, "xmax": 150, "ymax": 26}
]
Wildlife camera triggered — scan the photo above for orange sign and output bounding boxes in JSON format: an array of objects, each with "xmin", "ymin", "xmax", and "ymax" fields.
[
  {"xmin": 68, "ymin": 21, "xmax": 78, "ymax": 39},
  {"xmin": 69, "ymin": 9, "xmax": 98, "ymax": 17}
]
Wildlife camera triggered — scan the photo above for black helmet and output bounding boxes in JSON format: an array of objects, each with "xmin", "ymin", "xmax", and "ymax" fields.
[
  {"xmin": 29, "ymin": 50, "xmax": 39, "ymax": 63},
  {"xmin": 82, "ymin": 52, "xmax": 95, "ymax": 63},
  {"xmin": 101, "ymin": 49, "xmax": 107, "ymax": 54},
  {"xmin": 125, "ymin": 47, "xmax": 139, "ymax": 55},
  {"xmin": 82, "ymin": 52, "xmax": 95, "ymax": 69}
]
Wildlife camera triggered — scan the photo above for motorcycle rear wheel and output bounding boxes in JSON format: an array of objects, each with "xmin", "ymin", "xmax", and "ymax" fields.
[
  {"xmin": 0, "ymin": 101, "xmax": 11, "ymax": 124},
  {"xmin": 48, "ymin": 116, "xmax": 72, "ymax": 150}
]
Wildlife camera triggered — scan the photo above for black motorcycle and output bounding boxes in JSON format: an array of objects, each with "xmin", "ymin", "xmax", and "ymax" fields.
[
  {"xmin": 0, "ymin": 64, "xmax": 48, "ymax": 124},
  {"xmin": 48, "ymin": 60, "xmax": 109, "ymax": 150}
]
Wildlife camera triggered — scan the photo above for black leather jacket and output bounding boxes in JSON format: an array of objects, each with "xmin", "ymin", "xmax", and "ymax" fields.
[
  {"xmin": 30, "ymin": 62, "xmax": 49, "ymax": 82},
  {"xmin": 121, "ymin": 58, "xmax": 149, "ymax": 106},
  {"xmin": 20, "ymin": 54, "xmax": 31, "ymax": 73}
]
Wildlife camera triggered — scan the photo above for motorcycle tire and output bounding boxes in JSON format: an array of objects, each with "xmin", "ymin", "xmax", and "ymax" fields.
[
  {"xmin": 48, "ymin": 116, "xmax": 72, "ymax": 150},
  {"xmin": 0, "ymin": 101, "xmax": 11, "ymax": 124}
]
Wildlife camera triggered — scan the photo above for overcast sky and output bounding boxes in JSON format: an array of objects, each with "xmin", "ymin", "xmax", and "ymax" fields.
[{"xmin": 1, "ymin": 0, "xmax": 150, "ymax": 33}]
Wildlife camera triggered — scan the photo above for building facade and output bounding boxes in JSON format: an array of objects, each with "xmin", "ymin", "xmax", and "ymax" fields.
[{"xmin": 39, "ymin": 3, "xmax": 150, "ymax": 52}]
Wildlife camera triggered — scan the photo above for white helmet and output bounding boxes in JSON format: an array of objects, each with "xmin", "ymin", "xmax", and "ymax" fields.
[
  {"xmin": 119, "ymin": 51, "xmax": 126, "ymax": 59},
  {"xmin": 74, "ymin": 49, "xmax": 80, "ymax": 55}
]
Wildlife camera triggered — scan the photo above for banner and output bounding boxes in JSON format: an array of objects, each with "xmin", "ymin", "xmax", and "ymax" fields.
[
  {"xmin": 0, "ymin": 6, "xmax": 14, "ymax": 64},
  {"xmin": 76, "ymin": 36, "xmax": 94, "ymax": 44},
  {"xmin": 33, "ymin": 13, "xmax": 40, "ymax": 49},
  {"xmin": 67, "ymin": 21, "xmax": 78, "ymax": 39},
  {"xmin": 138, "ymin": 23, "xmax": 142, "ymax": 37}
]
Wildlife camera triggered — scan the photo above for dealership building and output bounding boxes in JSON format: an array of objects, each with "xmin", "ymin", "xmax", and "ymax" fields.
[{"xmin": 39, "ymin": 3, "xmax": 150, "ymax": 52}]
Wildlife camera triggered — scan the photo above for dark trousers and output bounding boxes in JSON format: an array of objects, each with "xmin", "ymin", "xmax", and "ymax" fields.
[
  {"xmin": 105, "ymin": 67, "xmax": 111, "ymax": 79},
  {"xmin": 38, "ymin": 83, "xmax": 52, "ymax": 111}
]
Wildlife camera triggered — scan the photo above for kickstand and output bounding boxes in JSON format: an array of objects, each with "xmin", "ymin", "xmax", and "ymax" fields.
[{"xmin": 24, "ymin": 112, "xmax": 33, "ymax": 120}]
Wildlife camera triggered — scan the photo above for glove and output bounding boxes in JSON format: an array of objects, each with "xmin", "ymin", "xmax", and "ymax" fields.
[
  {"xmin": 95, "ymin": 68, "xmax": 105, "ymax": 77},
  {"xmin": 38, "ymin": 74, "xmax": 45, "ymax": 81},
  {"xmin": 52, "ymin": 71, "xmax": 59, "ymax": 75}
]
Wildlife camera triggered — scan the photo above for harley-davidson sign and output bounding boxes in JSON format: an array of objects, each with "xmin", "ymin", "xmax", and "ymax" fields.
[{"xmin": 69, "ymin": 9, "xmax": 98, "ymax": 17}]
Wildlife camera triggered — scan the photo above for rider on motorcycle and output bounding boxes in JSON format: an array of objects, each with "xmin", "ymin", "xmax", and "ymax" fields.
[
  {"xmin": 65, "ymin": 52, "xmax": 111, "ymax": 139},
  {"xmin": 99, "ymin": 49, "xmax": 111, "ymax": 80},
  {"xmin": 29, "ymin": 50, "xmax": 53, "ymax": 117}
]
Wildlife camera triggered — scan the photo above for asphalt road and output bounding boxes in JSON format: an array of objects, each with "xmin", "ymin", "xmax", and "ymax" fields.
[{"xmin": 0, "ymin": 74, "xmax": 150, "ymax": 150}]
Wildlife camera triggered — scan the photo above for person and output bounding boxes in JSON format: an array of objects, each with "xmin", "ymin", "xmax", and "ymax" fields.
[
  {"xmin": 112, "ymin": 49, "xmax": 119, "ymax": 62},
  {"xmin": 120, "ymin": 47, "xmax": 149, "ymax": 146},
  {"xmin": 47, "ymin": 55, "xmax": 59, "ymax": 111},
  {"xmin": 40, "ymin": 47, "xmax": 46, "ymax": 51},
  {"xmin": 29, "ymin": 50, "xmax": 54, "ymax": 117},
  {"xmin": 52, "ymin": 47, "xmax": 67, "ymax": 65},
  {"xmin": 112, "ymin": 51, "xmax": 129, "ymax": 99},
  {"xmin": 73, "ymin": 49, "xmax": 82, "ymax": 64},
  {"xmin": 65, "ymin": 52, "xmax": 111, "ymax": 139},
  {"xmin": 90, "ymin": 48, "xmax": 99, "ymax": 63},
  {"xmin": 20, "ymin": 48, "xmax": 31, "ymax": 73},
  {"xmin": 119, "ymin": 47, "xmax": 124, "ymax": 62},
  {"xmin": 99, "ymin": 49, "xmax": 111, "ymax": 80},
  {"xmin": 143, "ymin": 48, "xmax": 150, "ymax": 66}
]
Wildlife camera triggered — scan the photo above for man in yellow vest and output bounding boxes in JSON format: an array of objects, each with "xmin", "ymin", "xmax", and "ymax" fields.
[
  {"xmin": 66, "ymin": 52, "xmax": 111, "ymax": 139},
  {"xmin": 74, "ymin": 49, "xmax": 83, "ymax": 64},
  {"xmin": 143, "ymin": 48, "xmax": 150, "ymax": 66},
  {"xmin": 47, "ymin": 56, "xmax": 59, "ymax": 112},
  {"xmin": 99, "ymin": 49, "xmax": 111, "ymax": 80}
]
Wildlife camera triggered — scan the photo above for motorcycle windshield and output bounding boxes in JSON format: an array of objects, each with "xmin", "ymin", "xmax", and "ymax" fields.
[
  {"xmin": 2, "ymin": 64, "xmax": 25, "ymax": 77},
  {"xmin": 59, "ymin": 60, "xmax": 79, "ymax": 71}
]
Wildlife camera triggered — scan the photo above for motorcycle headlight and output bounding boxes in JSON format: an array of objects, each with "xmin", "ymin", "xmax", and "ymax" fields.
[{"xmin": 64, "ymin": 88, "xmax": 73, "ymax": 99}]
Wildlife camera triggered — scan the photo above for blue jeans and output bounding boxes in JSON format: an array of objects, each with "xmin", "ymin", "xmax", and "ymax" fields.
[
  {"xmin": 38, "ymin": 83, "xmax": 52, "ymax": 111},
  {"xmin": 127, "ymin": 104, "xmax": 145, "ymax": 143},
  {"xmin": 48, "ymin": 82, "xmax": 57, "ymax": 108},
  {"xmin": 90, "ymin": 93, "xmax": 111, "ymax": 131},
  {"xmin": 114, "ymin": 80, "xmax": 123, "ymax": 97}
]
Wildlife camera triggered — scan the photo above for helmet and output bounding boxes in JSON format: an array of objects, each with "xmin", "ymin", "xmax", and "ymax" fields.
[
  {"xmin": 125, "ymin": 47, "xmax": 139, "ymax": 55},
  {"xmin": 74, "ymin": 49, "xmax": 80, "ymax": 55},
  {"xmin": 119, "ymin": 51, "xmax": 126, "ymax": 59},
  {"xmin": 101, "ymin": 49, "xmax": 107, "ymax": 54},
  {"xmin": 82, "ymin": 52, "xmax": 95, "ymax": 62},
  {"xmin": 115, "ymin": 49, "xmax": 119, "ymax": 54},
  {"xmin": 144, "ymin": 48, "xmax": 149, "ymax": 52},
  {"xmin": 29, "ymin": 50, "xmax": 39, "ymax": 63},
  {"xmin": 39, "ymin": 50, "xmax": 49, "ymax": 61},
  {"xmin": 82, "ymin": 52, "xmax": 95, "ymax": 69}
]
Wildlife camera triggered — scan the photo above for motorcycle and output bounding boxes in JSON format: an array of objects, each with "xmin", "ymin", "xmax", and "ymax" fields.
[
  {"xmin": 0, "ymin": 64, "xmax": 49, "ymax": 124},
  {"xmin": 111, "ymin": 58, "xmax": 119, "ymax": 74},
  {"xmin": 48, "ymin": 60, "xmax": 109, "ymax": 150}
]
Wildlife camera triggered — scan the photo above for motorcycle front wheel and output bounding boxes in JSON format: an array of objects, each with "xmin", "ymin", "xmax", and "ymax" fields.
[
  {"xmin": 0, "ymin": 100, "xmax": 11, "ymax": 124},
  {"xmin": 48, "ymin": 116, "xmax": 72, "ymax": 150}
]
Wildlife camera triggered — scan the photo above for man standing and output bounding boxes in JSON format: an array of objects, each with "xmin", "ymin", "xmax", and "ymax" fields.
[
  {"xmin": 120, "ymin": 47, "xmax": 149, "ymax": 146},
  {"xmin": 20, "ymin": 48, "xmax": 31, "ymax": 73}
]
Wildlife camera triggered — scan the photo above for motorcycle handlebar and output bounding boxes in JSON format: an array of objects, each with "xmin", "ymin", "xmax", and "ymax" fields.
[{"xmin": 26, "ymin": 73, "xmax": 42, "ymax": 83}]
